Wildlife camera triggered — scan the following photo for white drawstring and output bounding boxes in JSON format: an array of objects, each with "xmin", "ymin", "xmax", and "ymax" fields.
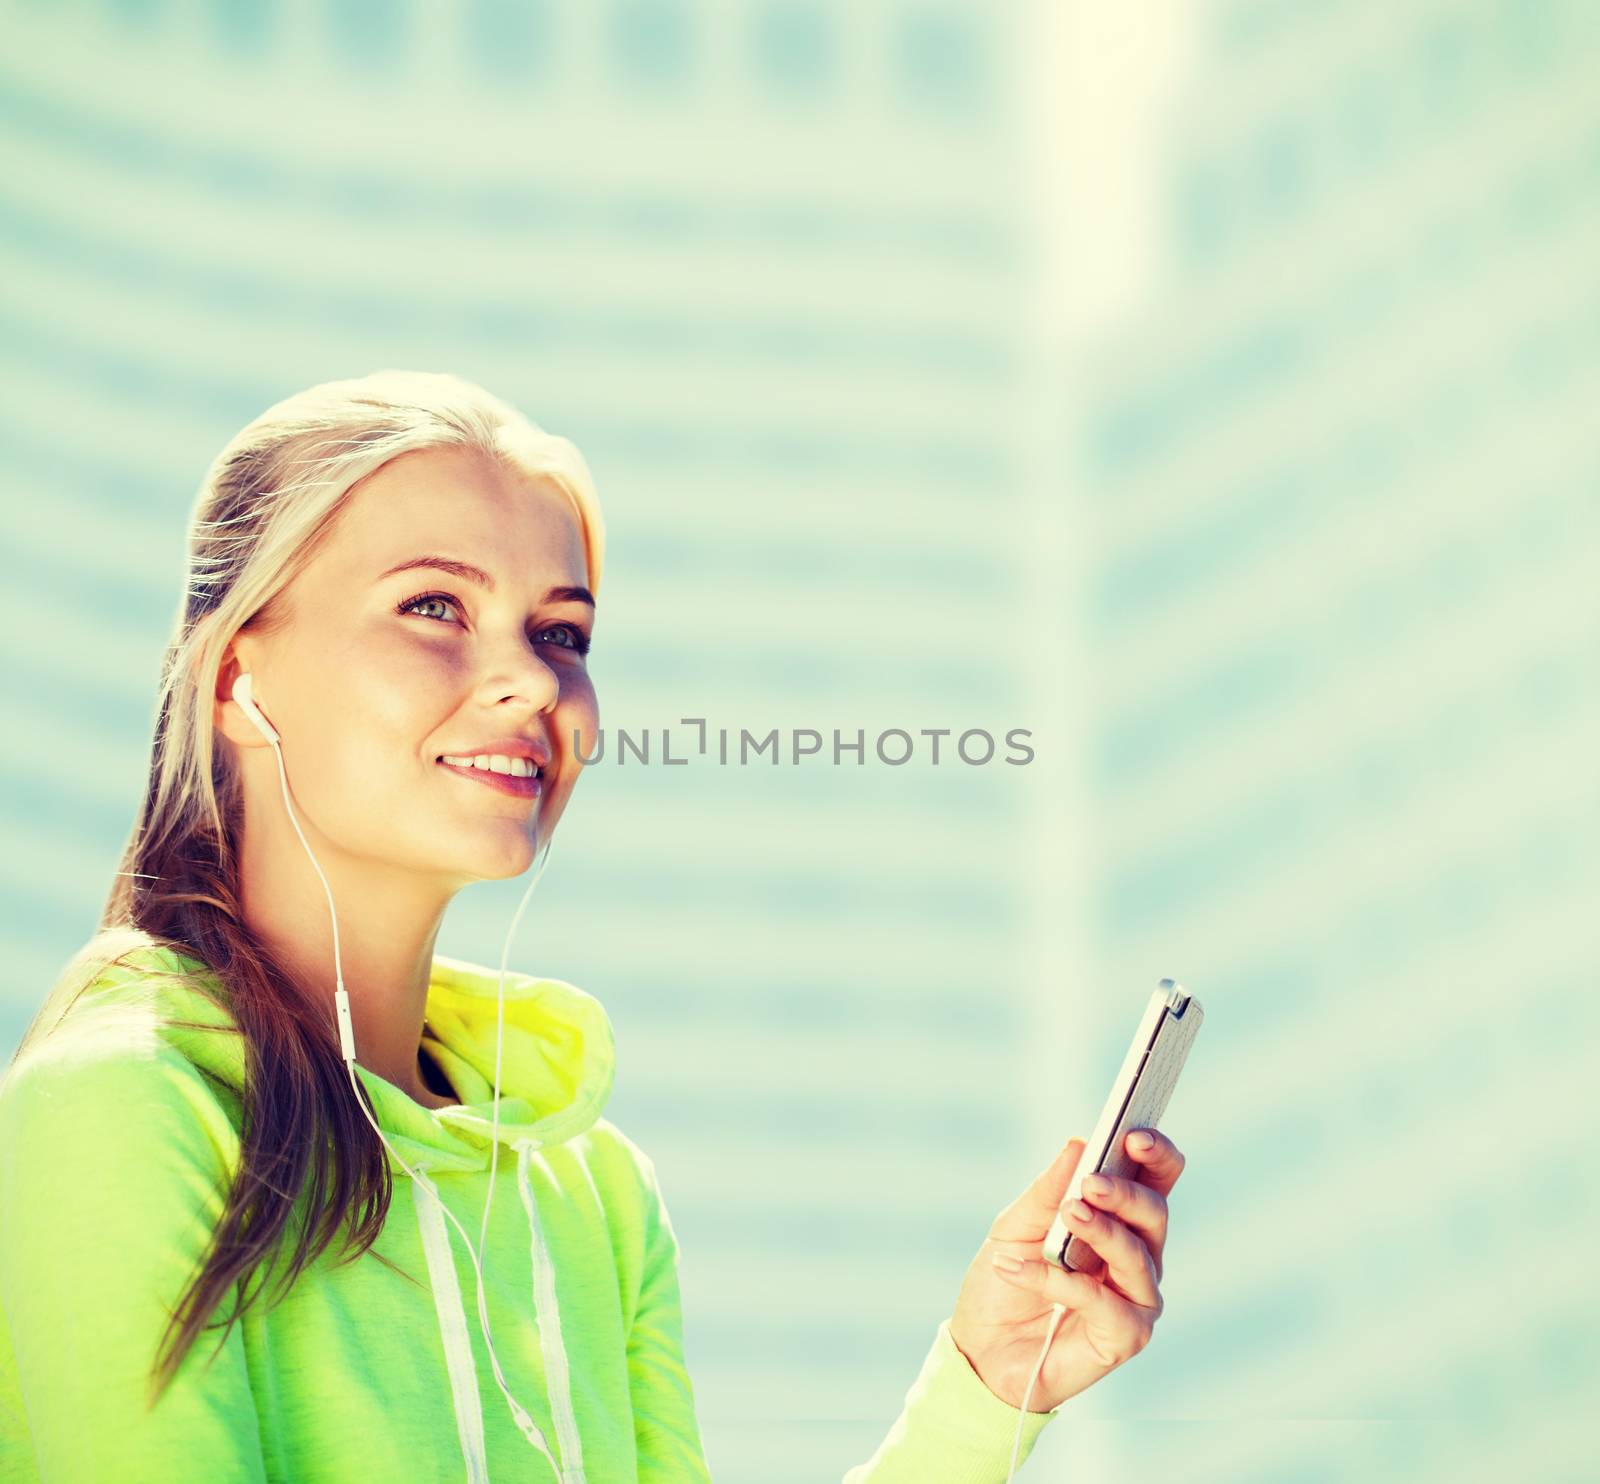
[
  {"xmin": 414, "ymin": 1168, "xmax": 492, "ymax": 1484},
  {"xmin": 518, "ymin": 1140, "xmax": 587, "ymax": 1484},
  {"xmin": 411, "ymin": 1145, "xmax": 587, "ymax": 1484}
]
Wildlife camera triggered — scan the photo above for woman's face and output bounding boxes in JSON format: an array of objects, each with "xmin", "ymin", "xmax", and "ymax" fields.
[{"xmin": 219, "ymin": 445, "xmax": 598, "ymax": 889}]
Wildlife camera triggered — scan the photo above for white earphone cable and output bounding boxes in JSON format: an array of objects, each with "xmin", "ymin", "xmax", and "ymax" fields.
[
  {"xmin": 254, "ymin": 695, "xmax": 562, "ymax": 1468},
  {"xmin": 1005, "ymin": 1301, "xmax": 1066, "ymax": 1483}
]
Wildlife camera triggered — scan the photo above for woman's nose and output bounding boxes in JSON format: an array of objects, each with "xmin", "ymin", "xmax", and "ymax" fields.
[{"xmin": 476, "ymin": 637, "xmax": 561, "ymax": 713}]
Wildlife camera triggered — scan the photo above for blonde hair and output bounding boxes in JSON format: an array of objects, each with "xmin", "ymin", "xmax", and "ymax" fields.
[{"xmin": 11, "ymin": 369, "xmax": 605, "ymax": 1406}]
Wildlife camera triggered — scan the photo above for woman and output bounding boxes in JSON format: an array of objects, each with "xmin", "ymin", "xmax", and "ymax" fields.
[{"xmin": 0, "ymin": 370, "xmax": 1185, "ymax": 1483}]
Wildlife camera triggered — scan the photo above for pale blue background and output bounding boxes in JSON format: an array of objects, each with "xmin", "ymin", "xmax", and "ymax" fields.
[{"xmin": 1, "ymin": 2, "xmax": 1596, "ymax": 1481}]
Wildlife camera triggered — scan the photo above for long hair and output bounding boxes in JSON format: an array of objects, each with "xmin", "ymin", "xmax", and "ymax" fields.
[{"xmin": 8, "ymin": 369, "xmax": 605, "ymax": 1408}]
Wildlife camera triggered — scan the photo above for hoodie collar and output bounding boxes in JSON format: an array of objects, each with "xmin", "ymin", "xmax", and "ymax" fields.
[
  {"xmin": 100, "ymin": 940, "xmax": 616, "ymax": 1176},
  {"xmin": 361, "ymin": 953, "xmax": 617, "ymax": 1175}
]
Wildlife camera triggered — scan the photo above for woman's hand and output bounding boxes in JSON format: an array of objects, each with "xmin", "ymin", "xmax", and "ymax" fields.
[{"xmin": 946, "ymin": 1129, "xmax": 1184, "ymax": 1413}]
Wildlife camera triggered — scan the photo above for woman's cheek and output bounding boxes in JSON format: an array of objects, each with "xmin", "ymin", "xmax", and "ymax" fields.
[
  {"xmin": 361, "ymin": 643, "xmax": 465, "ymax": 740},
  {"xmin": 554, "ymin": 673, "xmax": 599, "ymax": 758}
]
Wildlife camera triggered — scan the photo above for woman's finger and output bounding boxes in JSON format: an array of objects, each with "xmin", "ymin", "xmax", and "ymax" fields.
[
  {"xmin": 1077, "ymin": 1171, "xmax": 1170, "ymax": 1280},
  {"xmin": 1060, "ymin": 1197, "xmax": 1162, "ymax": 1311},
  {"xmin": 1124, "ymin": 1128, "xmax": 1185, "ymax": 1199},
  {"xmin": 989, "ymin": 1249, "xmax": 1156, "ymax": 1364},
  {"xmin": 988, "ymin": 1137, "xmax": 1087, "ymax": 1243}
]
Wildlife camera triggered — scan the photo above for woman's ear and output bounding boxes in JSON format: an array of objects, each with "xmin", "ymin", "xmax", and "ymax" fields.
[{"xmin": 211, "ymin": 644, "xmax": 269, "ymax": 748}]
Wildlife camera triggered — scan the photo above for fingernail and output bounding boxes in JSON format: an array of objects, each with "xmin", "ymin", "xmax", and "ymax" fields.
[
  {"xmin": 991, "ymin": 1251, "xmax": 1024, "ymax": 1272},
  {"xmin": 1130, "ymin": 1131, "xmax": 1154, "ymax": 1151},
  {"xmin": 1069, "ymin": 1200, "xmax": 1094, "ymax": 1221},
  {"xmin": 1082, "ymin": 1174, "xmax": 1111, "ymax": 1197}
]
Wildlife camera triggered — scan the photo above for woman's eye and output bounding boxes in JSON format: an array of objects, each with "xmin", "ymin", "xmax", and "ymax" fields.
[
  {"xmin": 400, "ymin": 592, "xmax": 589, "ymax": 656},
  {"xmin": 398, "ymin": 591, "xmax": 461, "ymax": 624},
  {"xmin": 536, "ymin": 623, "xmax": 592, "ymax": 657}
]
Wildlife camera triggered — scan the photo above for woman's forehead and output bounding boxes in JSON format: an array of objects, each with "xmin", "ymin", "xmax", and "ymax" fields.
[{"xmin": 326, "ymin": 451, "xmax": 588, "ymax": 584}]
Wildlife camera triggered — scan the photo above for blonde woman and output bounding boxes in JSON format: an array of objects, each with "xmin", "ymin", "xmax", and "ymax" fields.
[{"xmin": 0, "ymin": 370, "xmax": 1185, "ymax": 1482}]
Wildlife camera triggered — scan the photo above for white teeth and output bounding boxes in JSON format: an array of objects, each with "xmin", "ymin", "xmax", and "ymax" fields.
[{"xmin": 440, "ymin": 754, "xmax": 539, "ymax": 778}]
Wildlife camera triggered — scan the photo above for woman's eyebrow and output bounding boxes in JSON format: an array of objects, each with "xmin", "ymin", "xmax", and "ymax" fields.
[{"xmin": 378, "ymin": 555, "xmax": 594, "ymax": 607}]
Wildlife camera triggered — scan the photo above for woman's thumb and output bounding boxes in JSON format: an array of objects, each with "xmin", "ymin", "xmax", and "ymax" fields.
[{"xmin": 1031, "ymin": 1137, "xmax": 1087, "ymax": 1216}]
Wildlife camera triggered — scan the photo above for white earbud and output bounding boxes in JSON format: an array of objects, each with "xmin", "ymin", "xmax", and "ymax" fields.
[{"xmin": 232, "ymin": 672, "xmax": 280, "ymax": 745}]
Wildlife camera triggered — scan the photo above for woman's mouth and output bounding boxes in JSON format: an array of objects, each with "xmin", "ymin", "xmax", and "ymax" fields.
[{"xmin": 436, "ymin": 756, "xmax": 543, "ymax": 800}]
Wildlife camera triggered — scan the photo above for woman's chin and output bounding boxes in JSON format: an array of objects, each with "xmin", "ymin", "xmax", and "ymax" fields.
[
  {"xmin": 444, "ymin": 820, "xmax": 544, "ymax": 882},
  {"xmin": 437, "ymin": 783, "xmax": 563, "ymax": 877}
]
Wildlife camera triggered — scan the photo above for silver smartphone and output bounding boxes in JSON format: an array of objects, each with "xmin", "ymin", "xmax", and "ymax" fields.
[{"xmin": 1041, "ymin": 978, "xmax": 1203, "ymax": 1273}]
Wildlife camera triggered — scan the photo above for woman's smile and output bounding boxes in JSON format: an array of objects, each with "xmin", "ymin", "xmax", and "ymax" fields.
[{"xmin": 436, "ymin": 755, "xmax": 543, "ymax": 800}]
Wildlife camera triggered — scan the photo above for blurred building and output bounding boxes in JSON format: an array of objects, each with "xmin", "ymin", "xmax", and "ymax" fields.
[{"xmin": 1063, "ymin": 1, "xmax": 1600, "ymax": 1478}]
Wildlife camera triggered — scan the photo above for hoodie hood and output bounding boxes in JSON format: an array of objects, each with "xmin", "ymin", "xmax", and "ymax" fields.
[
  {"xmin": 384, "ymin": 952, "xmax": 617, "ymax": 1175},
  {"xmin": 74, "ymin": 939, "xmax": 616, "ymax": 1177}
]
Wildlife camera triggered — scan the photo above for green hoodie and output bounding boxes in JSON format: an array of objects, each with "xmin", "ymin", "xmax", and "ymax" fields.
[{"xmin": 0, "ymin": 940, "xmax": 1059, "ymax": 1482}]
